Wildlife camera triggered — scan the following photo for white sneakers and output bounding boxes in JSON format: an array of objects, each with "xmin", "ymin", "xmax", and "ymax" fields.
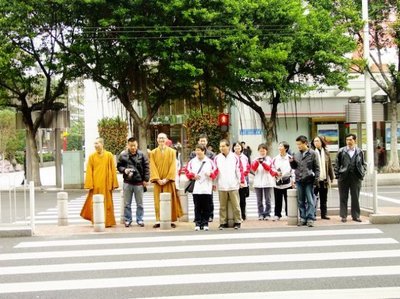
[{"xmin": 195, "ymin": 226, "xmax": 209, "ymax": 231}]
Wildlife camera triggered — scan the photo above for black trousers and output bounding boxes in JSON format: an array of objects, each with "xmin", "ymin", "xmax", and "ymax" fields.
[
  {"xmin": 338, "ymin": 176, "xmax": 361, "ymax": 219},
  {"xmin": 209, "ymin": 192, "xmax": 214, "ymax": 219},
  {"xmin": 314, "ymin": 181, "xmax": 329, "ymax": 217},
  {"xmin": 239, "ymin": 187, "xmax": 248, "ymax": 220},
  {"xmin": 193, "ymin": 194, "xmax": 212, "ymax": 227},
  {"xmin": 273, "ymin": 187, "xmax": 289, "ymax": 218}
]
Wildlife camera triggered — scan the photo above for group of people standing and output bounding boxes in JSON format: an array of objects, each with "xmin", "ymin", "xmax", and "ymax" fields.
[{"xmin": 80, "ymin": 131, "xmax": 367, "ymax": 231}]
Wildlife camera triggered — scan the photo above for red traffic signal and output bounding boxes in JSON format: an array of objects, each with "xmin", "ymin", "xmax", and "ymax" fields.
[{"xmin": 218, "ymin": 113, "xmax": 229, "ymax": 127}]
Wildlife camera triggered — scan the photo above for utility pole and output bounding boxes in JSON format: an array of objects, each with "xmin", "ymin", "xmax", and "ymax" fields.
[{"xmin": 362, "ymin": 0, "xmax": 378, "ymax": 213}]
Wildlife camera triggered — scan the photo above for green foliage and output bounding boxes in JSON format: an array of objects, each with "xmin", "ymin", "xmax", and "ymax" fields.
[
  {"xmin": 42, "ymin": 152, "xmax": 55, "ymax": 162},
  {"xmin": 0, "ymin": 109, "xmax": 16, "ymax": 155},
  {"xmin": 14, "ymin": 151, "xmax": 24, "ymax": 165},
  {"xmin": 184, "ymin": 108, "xmax": 225, "ymax": 152},
  {"xmin": 98, "ymin": 117, "xmax": 128, "ymax": 155},
  {"xmin": 67, "ymin": 119, "xmax": 84, "ymax": 150},
  {"xmin": 0, "ymin": 109, "xmax": 25, "ymax": 163}
]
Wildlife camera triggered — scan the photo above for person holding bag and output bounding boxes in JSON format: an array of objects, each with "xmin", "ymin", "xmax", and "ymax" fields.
[
  {"xmin": 185, "ymin": 144, "xmax": 216, "ymax": 231},
  {"xmin": 311, "ymin": 136, "xmax": 334, "ymax": 220},
  {"xmin": 272, "ymin": 141, "xmax": 294, "ymax": 221}
]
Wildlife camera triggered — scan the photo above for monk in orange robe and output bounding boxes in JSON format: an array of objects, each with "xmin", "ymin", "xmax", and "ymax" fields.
[
  {"xmin": 80, "ymin": 137, "xmax": 119, "ymax": 227},
  {"xmin": 149, "ymin": 133, "xmax": 183, "ymax": 228}
]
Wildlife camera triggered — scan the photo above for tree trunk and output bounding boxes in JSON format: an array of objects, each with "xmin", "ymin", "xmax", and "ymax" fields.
[
  {"xmin": 26, "ymin": 127, "xmax": 41, "ymax": 186},
  {"xmin": 386, "ymin": 101, "xmax": 400, "ymax": 172},
  {"xmin": 138, "ymin": 122, "xmax": 149, "ymax": 156}
]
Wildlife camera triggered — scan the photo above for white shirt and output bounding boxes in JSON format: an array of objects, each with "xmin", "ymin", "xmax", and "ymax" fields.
[{"xmin": 186, "ymin": 156, "xmax": 215, "ymax": 195}]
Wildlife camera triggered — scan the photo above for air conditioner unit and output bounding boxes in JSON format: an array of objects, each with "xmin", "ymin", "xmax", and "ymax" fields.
[
  {"xmin": 348, "ymin": 96, "xmax": 361, "ymax": 103},
  {"xmin": 372, "ymin": 95, "xmax": 387, "ymax": 103}
]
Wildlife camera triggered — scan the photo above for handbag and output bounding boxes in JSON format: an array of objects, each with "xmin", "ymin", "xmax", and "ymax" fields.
[
  {"xmin": 276, "ymin": 176, "xmax": 291, "ymax": 186},
  {"xmin": 185, "ymin": 161, "xmax": 206, "ymax": 193}
]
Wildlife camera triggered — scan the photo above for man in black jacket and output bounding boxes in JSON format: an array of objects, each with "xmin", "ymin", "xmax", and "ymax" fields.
[
  {"xmin": 289, "ymin": 135, "xmax": 320, "ymax": 227},
  {"xmin": 334, "ymin": 133, "xmax": 367, "ymax": 223},
  {"xmin": 117, "ymin": 137, "xmax": 150, "ymax": 227}
]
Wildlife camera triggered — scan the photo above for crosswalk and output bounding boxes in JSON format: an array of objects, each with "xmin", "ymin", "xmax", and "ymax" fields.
[
  {"xmin": 1, "ymin": 228, "xmax": 400, "ymax": 298},
  {"xmin": 20, "ymin": 191, "xmax": 264, "ymax": 225}
]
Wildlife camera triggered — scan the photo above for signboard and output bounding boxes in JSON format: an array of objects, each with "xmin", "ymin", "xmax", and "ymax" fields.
[
  {"xmin": 240, "ymin": 129, "xmax": 264, "ymax": 136},
  {"xmin": 317, "ymin": 124, "xmax": 339, "ymax": 152},
  {"xmin": 385, "ymin": 123, "xmax": 400, "ymax": 150}
]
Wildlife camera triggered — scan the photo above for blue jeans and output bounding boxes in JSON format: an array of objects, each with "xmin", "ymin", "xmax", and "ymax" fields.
[
  {"xmin": 296, "ymin": 182, "xmax": 315, "ymax": 222},
  {"xmin": 123, "ymin": 183, "xmax": 144, "ymax": 223},
  {"xmin": 254, "ymin": 187, "xmax": 272, "ymax": 218}
]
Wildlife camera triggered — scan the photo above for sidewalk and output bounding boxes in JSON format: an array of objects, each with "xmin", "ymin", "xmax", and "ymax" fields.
[{"xmin": 1, "ymin": 166, "xmax": 400, "ymax": 237}]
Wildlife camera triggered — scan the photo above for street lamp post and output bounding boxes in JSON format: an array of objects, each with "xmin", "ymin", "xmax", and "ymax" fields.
[{"xmin": 362, "ymin": 0, "xmax": 378, "ymax": 213}]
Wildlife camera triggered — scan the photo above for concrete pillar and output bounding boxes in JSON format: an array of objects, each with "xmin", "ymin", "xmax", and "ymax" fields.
[
  {"xmin": 160, "ymin": 192, "xmax": 171, "ymax": 230},
  {"xmin": 93, "ymin": 194, "xmax": 105, "ymax": 232},
  {"xmin": 287, "ymin": 189, "xmax": 298, "ymax": 225},
  {"xmin": 54, "ymin": 128, "xmax": 62, "ymax": 188},
  {"xmin": 178, "ymin": 189, "xmax": 188, "ymax": 222},
  {"xmin": 29, "ymin": 181, "xmax": 35, "ymax": 234},
  {"xmin": 120, "ymin": 188, "xmax": 125, "ymax": 224},
  {"xmin": 57, "ymin": 192, "xmax": 68, "ymax": 226}
]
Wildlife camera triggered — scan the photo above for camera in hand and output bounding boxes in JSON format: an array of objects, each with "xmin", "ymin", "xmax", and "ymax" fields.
[
  {"xmin": 258, "ymin": 157, "xmax": 265, "ymax": 162},
  {"xmin": 127, "ymin": 168, "xmax": 135, "ymax": 179}
]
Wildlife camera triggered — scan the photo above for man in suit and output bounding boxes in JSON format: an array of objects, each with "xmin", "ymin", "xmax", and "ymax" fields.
[{"xmin": 334, "ymin": 133, "xmax": 367, "ymax": 223}]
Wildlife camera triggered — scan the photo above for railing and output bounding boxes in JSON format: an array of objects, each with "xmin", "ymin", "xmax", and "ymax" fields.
[{"xmin": 0, "ymin": 172, "xmax": 35, "ymax": 232}]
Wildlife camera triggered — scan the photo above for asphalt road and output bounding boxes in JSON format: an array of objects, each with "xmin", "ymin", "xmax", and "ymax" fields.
[{"xmin": 0, "ymin": 225, "xmax": 400, "ymax": 298}]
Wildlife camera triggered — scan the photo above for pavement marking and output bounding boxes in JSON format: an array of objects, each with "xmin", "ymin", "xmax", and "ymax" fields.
[
  {"xmin": 2, "ymin": 265, "xmax": 400, "ymax": 294},
  {"xmin": 360, "ymin": 190, "xmax": 400, "ymax": 205},
  {"xmin": 14, "ymin": 228, "xmax": 383, "ymax": 248},
  {"xmin": 135, "ymin": 287, "xmax": 400, "ymax": 299},
  {"xmin": 2, "ymin": 249, "xmax": 400, "ymax": 276},
  {"xmin": 2, "ymin": 238, "xmax": 397, "ymax": 261}
]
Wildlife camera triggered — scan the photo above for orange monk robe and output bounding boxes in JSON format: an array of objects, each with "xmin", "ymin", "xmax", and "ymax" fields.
[
  {"xmin": 80, "ymin": 150, "xmax": 119, "ymax": 227},
  {"xmin": 149, "ymin": 147, "xmax": 183, "ymax": 221}
]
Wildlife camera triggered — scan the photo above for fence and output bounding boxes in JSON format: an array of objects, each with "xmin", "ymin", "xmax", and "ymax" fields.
[{"xmin": 0, "ymin": 172, "xmax": 35, "ymax": 233}]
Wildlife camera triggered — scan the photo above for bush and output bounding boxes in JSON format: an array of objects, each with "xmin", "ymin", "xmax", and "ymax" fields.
[
  {"xmin": 98, "ymin": 117, "xmax": 128, "ymax": 155},
  {"xmin": 185, "ymin": 108, "xmax": 225, "ymax": 152},
  {"xmin": 14, "ymin": 151, "xmax": 25, "ymax": 165},
  {"xmin": 42, "ymin": 152, "xmax": 54, "ymax": 162}
]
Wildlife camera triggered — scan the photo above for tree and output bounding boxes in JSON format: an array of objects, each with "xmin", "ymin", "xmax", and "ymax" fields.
[
  {"xmin": 0, "ymin": 1, "xmax": 75, "ymax": 185},
  {"xmin": 346, "ymin": 0, "xmax": 400, "ymax": 172},
  {"xmin": 157, "ymin": 0, "xmax": 357, "ymax": 147},
  {"xmin": 56, "ymin": 0, "xmax": 201, "ymax": 152},
  {"xmin": 215, "ymin": 0, "xmax": 357, "ymax": 146}
]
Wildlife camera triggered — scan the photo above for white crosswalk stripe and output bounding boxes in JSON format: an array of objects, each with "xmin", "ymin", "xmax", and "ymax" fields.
[
  {"xmin": 18, "ymin": 192, "xmax": 265, "ymax": 225},
  {"xmin": 0, "ymin": 228, "xmax": 400, "ymax": 297}
]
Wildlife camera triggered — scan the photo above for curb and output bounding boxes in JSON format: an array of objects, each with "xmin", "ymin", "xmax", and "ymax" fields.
[
  {"xmin": 369, "ymin": 214, "xmax": 400, "ymax": 224},
  {"xmin": 0, "ymin": 226, "xmax": 32, "ymax": 238}
]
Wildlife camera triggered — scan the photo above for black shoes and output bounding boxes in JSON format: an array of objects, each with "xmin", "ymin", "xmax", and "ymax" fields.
[
  {"xmin": 341, "ymin": 218, "xmax": 347, "ymax": 223},
  {"xmin": 353, "ymin": 218, "xmax": 362, "ymax": 222},
  {"xmin": 321, "ymin": 216, "xmax": 330, "ymax": 220},
  {"xmin": 234, "ymin": 223, "xmax": 241, "ymax": 230},
  {"xmin": 153, "ymin": 223, "xmax": 160, "ymax": 228},
  {"xmin": 171, "ymin": 223, "xmax": 176, "ymax": 228},
  {"xmin": 218, "ymin": 223, "xmax": 228, "ymax": 230}
]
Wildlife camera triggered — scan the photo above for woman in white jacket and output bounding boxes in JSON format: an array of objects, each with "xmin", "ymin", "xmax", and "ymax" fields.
[
  {"xmin": 251, "ymin": 143, "xmax": 277, "ymax": 220},
  {"xmin": 185, "ymin": 144, "xmax": 216, "ymax": 231},
  {"xmin": 272, "ymin": 141, "xmax": 294, "ymax": 220},
  {"xmin": 233, "ymin": 141, "xmax": 251, "ymax": 220}
]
